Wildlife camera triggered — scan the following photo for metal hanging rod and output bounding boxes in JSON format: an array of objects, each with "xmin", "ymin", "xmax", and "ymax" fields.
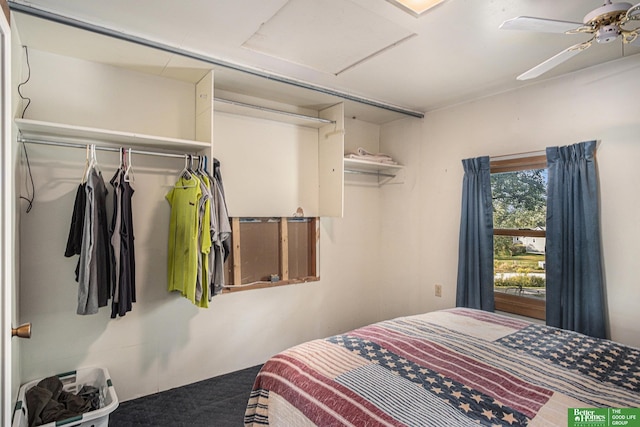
[
  {"xmin": 18, "ymin": 137, "xmax": 202, "ymax": 160},
  {"xmin": 214, "ymin": 97, "xmax": 335, "ymax": 125},
  {"xmin": 8, "ymin": 1, "xmax": 425, "ymax": 119},
  {"xmin": 344, "ymin": 169, "xmax": 396, "ymax": 178}
]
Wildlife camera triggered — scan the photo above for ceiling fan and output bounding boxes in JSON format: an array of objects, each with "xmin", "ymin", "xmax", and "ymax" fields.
[{"xmin": 500, "ymin": 1, "xmax": 640, "ymax": 80}]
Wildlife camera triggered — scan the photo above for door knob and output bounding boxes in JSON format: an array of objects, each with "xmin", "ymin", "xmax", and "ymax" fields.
[{"xmin": 11, "ymin": 323, "xmax": 31, "ymax": 339}]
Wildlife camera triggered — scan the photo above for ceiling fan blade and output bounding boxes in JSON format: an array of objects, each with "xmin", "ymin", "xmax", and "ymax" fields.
[
  {"xmin": 629, "ymin": 33, "xmax": 640, "ymax": 45},
  {"xmin": 626, "ymin": 2, "xmax": 640, "ymax": 21},
  {"xmin": 500, "ymin": 16, "xmax": 583, "ymax": 33},
  {"xmin": 517, "ymin": 41, "xmax": 592, "ymax": 81},
  {"xmin": 622, "ymin": 29, "xmax": 640, "ymax": 45}
]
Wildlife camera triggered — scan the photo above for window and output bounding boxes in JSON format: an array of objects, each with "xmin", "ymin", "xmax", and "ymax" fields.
[
  {"xmin": 222, "ymin": 217, "xmax": 319, "ymax": 292},
  {"xmin": 490, "ymin": 155, "xmax": 547, "ymax": 320}
]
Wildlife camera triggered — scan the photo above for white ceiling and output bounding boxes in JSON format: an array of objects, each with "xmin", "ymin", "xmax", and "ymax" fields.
[{"xmin": 8, "ymin": 0, "xmax": 640, "ymax": 122}]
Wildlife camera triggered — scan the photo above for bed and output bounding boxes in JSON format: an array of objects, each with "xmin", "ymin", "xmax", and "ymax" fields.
[{"xmin": 244, "ymin": 308, "xmax": 640, "ymax": 426}]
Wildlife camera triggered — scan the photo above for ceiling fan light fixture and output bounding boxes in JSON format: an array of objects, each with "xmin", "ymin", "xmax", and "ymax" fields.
[
  {"xmin": 583, "ymin": 2, "xmax": 632, "ymax": 25},
  {"xmin": 595, "ymin": 24, "xmax": 621, "ymax": 42},
  {"xmin": 386, "ymin": 0, "xmax": 447, "ymax": 17}
]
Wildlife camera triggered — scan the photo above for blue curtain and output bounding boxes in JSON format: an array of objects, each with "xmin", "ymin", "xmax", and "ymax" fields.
[
  {"xmin": 546, "ymin": 140, "xmax": 607, "ymax": 339},
  {"xmin": 456, "ymin": 156, "xmax": 494, "ymax": 311}
]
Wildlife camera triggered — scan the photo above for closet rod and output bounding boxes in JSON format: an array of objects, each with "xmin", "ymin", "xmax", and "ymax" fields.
[
  {"xmin": 8, "ymin": 2, "xmax": 425, "ymax": 120},
  {"xmin": 344, "ymin": 169, "xmax": 396, "ymax": 178},
  {"xmin": 18, "ymin": 137, "xmax": 202, "ymax": 159},
  {"xmin": 214, "ymin": 97, "xmax": 335, "ymax": 125}
]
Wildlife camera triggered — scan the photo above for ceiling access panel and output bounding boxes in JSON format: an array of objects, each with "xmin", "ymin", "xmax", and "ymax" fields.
[{"xmin": 242, "ymin": 0, "xmax": 415, "ymax": 76}]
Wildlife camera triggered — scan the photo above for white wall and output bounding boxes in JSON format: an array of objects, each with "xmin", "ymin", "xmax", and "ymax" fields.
[
  {"xmin": 215, "ymin": 112, "xmax": 320, "ymax": 217},
  {"xmin": 18, "ymin": 50, "xmax": 195, "ymax": 140},
  {"xmin": 16, "ymin": 49, "xmax": 384, "ymax": 401},
  {"xmin": 380, "ymin": 54, "xmax": 640, "ymax": 348}
]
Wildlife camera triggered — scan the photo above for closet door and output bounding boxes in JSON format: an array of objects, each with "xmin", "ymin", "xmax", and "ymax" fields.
[{"xmin": 0, "ymin": 5, "xmax": 13, "ymax": 426}]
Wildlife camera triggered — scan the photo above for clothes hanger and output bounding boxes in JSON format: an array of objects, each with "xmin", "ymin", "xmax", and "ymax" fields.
[
  {"xmin": 203, "ymin": 156, "xmax": 215, "ymax": 180},
  {"xmin": 179, "ymin": 154, "xmax": 191, "ymax": 179},
  {"xmin": 81, "ymin": 144, "xmax": 90, "ymax": 183},
  {"xmin": 187, "ymin": 154, "xmax": 196, "ymax": 175},
  {"xmin": 192, "ymin": 154, "xmax": 200, "ymax": 175},
  {"xmin": 119, "ymin": 147, "xmax": 125, "ymax": 170},
  {"xmin": 188, "ymin": 154, "xmax": 202, "ymax": 179},
  {"xmin": 90, "ymin": 144, "xmax": 101, "ymax": 174},
  {"xmin": 196, "ymin": 155, "xmax": 207, "ymax": 176},
  {"xmin": 174, "ymin": 155, "xmax": 197, "ymax": 188},
  {"xmin": 124, "ymin": 148, "xmax": 135, "ymax": 183},
  {"xmin": 83, "ymin": 144, "xmax": 99, "ymax": 182}
]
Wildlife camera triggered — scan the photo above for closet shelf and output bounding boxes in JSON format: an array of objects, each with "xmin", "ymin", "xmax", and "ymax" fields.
[
  {"xmin": 15, "ymin": 118, "xmax": 211, "ymax": 151},
  {"xmin": 344, "ymin": 158, "xmax": 403, "ymax": 178},
  {"xmin": 214, "ymin": 98, "xmax": 334, "ymax": 129}
]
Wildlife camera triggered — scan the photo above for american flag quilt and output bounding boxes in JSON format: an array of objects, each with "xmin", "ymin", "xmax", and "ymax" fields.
[{"xmin": 244, "ymin": 308, "xmax": 640, "ymax": 426}]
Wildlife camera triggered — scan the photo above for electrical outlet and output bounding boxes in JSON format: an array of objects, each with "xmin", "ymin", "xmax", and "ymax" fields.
[{"xmin": 435, "ymin": 284, "xmax": 442, "ymax": 297}]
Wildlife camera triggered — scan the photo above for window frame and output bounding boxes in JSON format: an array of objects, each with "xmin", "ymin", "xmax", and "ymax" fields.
[
  {"xmin": 222, "ymin": 217, "xmax": 320, "ymax": 293},
  {"xmin": 491, "ymin": 154, "xmax": 547, "ymax": 320}
]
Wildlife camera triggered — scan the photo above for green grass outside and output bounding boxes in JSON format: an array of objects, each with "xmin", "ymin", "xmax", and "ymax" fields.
[
  {"xmin": 494, "ymin": 253, "xmax": 546, "ymax": 293},
  {"xmin": 494, "ymin": 253, "xmax": 545, "ymax": 274}
]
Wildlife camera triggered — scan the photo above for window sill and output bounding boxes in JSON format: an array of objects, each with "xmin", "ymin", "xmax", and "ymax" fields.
[
  {"xmin": 494, "ymin": 292, "xmax": 545, "ymax": 321},
  {"xmin": 495, "ymin": 310, "xmax": 545, "ymax": 325},
  {"xmin": 222, "ymin": 276, "xmax": 319, "ymax": 293}
]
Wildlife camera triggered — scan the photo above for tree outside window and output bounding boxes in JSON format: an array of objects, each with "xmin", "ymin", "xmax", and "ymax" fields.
[{"xmin": 490, "ymin": 156, "xmax": 547, "ymax": 319}]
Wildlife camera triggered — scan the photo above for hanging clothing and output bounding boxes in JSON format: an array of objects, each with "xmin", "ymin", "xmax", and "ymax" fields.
[
  {"xmin": 93, "ymin": 168, "xmax": 112, "ymax": 308},
  {"xmin": 166, "ymin": 158, "xmax": 231, "ymax": 306},
  {"xmin": 109, "ymin": 167, "xmax": 136, "ymax": 318},
  {"xmin": 195, "ymin": 171, "xmax": 212, "ymax": 307},
  {"xmin": 119, "ymin": 174, "xmax": 137, "ymax": 311},
  {"xmin": 210, "ymin": 159, "xmax": 231, "ymax": 297},
  {"xmin": 64, "ymin": 183, "xmax": 86, "ymax": 281},
  {"xmin": 64, "ymin": 147, "xmax": 137, "ymax": 317},
  {"xmin": 75, "ymin": 167, "xmax": 96, "ymax": 314},
  {"xmin": 166, "ymin": 174, "xmax": 202, "ymax": 304},
  {"xmin": 75, "ymin": 166, "xmax": 112, "ymax": 315},
  {"xmin": 109, "ymin": 168, "xmax": 123, "ymax": 315},
  {"xmin": 201, "ymin": 172, "xmax": 216, "ymax": 302},
  {"xmin": 213, "ymin": 159, "xmax": 231, "ymax": 261}
]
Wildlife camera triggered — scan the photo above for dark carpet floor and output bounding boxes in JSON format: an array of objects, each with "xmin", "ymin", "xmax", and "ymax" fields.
[{"xmin": 108, "ymin": 364, "xmax": 262, "ymax": 427}]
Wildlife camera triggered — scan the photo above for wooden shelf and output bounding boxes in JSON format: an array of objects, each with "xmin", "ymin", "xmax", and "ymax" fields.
[
  {"xmin": 15, "ymin": 118, "xmax": 211, "ymax": 151},
  {"xmin": 214, "ymin": 98, "xmax": 334, "ymax": 129}
]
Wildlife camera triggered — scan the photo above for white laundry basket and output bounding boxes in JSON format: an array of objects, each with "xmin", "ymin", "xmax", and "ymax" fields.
[{"xmin": 12, "ymin": 367, "xmax": 118, "ymax": 427}]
